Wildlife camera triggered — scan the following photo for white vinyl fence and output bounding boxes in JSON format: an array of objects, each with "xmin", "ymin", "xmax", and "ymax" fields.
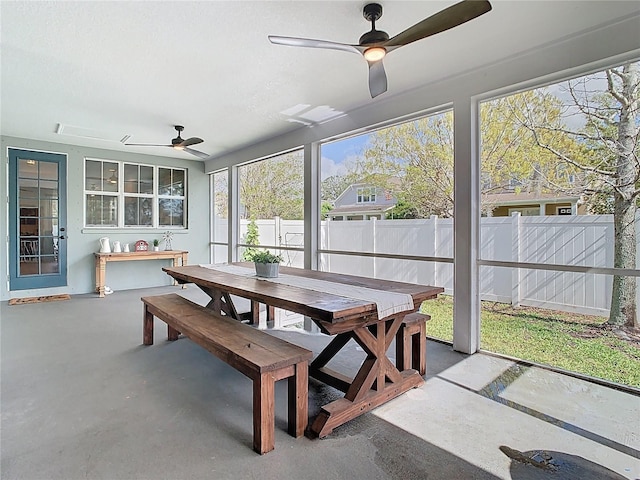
[{"xmin": 231, "ymin": 214, "xmax": 640, "ymax": 317}]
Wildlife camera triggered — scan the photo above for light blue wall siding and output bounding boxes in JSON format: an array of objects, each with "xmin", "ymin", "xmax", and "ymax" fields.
[{"xmin": 1, "ymin": 136, "xmax": 210, "ymax": 301}]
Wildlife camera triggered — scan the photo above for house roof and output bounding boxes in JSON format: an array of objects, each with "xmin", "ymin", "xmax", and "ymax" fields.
[
  {"xmin": 328, "ymin": 204, "xmax": 395, "ymax": 216},
  {"xmin": 483, "ymin": 192, "xmax": 580, "ymax": 206}
]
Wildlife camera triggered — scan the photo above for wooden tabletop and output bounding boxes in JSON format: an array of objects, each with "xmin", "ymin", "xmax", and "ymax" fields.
[
  {"xmin": 163, "ymin": 264, "xmax": 443, "ymax": 326},
  {"xmin": 95, "ymin": 250, "xmax": 188, "ymax": 258}
]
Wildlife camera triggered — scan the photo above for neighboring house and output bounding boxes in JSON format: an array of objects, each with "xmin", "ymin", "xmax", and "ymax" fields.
[
  {"xmin": 328, "ymin": 183, "xmax": 397, "ymax": 221},
  {"xmin": 483, "ymin": 192, "xmax": 585, "ymax": 217}
]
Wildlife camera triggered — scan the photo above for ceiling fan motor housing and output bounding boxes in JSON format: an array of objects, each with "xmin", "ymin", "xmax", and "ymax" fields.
[
  {"xmin": 360, "ymin": 3, "xmax": 388, "ymax": 45},
  {"xmin": 359, "ymin": 29, "xmax": 389, "ymax": 45},
  {"xmin": 172, "ymin": 125, "xmax": 184, "ymax": 145}
]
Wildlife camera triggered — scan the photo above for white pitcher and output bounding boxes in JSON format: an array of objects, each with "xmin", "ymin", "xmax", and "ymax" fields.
[
  {"xmin": 113, "ymin": 241, "xmax": 121, "ymax": 253},
  {"xmin": 123, "ymin": 243, "xmax": 130, "ymax": 252},
  {"xmin": 99, "ymin": 237, "xmax": 111, "ymax": 253}
]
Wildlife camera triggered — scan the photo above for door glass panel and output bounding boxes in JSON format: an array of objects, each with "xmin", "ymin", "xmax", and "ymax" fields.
[
  {"xmin": 39, "ymin": 161, "xmax": 58, "ymax": 181},
  {"xmin": 41, "ymin": 255, "xmax": 60, "ymax": 274},
  {"xmin": 19, "ymin": 159, "xmax": 38, "ymax": 178},
  {"xmin": 19, "ymin": 178, "xmax": 39, "ymax": 197},
  {"xmin": 40, "ymin": 218, "xmax": 54, "ymax": 235},
  {"xmin": 17, "ymin": 157, "xmax": 61, "ymax": 278},
  {"xmin": 40, "ymin": 180, "xmax": 58, "ymax": 197}
]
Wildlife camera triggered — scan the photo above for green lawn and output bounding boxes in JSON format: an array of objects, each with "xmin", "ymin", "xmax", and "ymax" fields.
[{"xmin": 420, "ymin": 296, "xmax": 640, "ymax": 388}]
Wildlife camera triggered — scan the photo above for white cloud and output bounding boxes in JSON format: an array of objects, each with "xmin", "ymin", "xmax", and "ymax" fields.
[{"xmin": 320, "ymin": 156, "xmax": 348, "ymax": 180}]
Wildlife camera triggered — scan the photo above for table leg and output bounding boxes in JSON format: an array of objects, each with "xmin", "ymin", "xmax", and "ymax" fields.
[
  {"xmin": 143, "ymin": 305, "xmax": 155, "ymax": 345},
  {"xmin": 95, "ymin": 257, "xmax": 106, "ymax": 298},
  {"xmin": 201, "ymin": 287, "xmax": 240, "ymax": 319},
  {"xmin": 309, "ymin": 314, "xmax": 424, "ymax": 438}
]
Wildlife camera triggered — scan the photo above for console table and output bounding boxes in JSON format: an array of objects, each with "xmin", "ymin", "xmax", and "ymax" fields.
[{"xmin": 95, "ymin": 250, "xmax": 188, "ymax": 297}]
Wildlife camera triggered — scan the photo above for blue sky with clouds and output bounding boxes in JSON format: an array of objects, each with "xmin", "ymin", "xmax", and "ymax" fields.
[{"xmin": 320, "ymin": 133, "xmax": 370, "ymax": 179}]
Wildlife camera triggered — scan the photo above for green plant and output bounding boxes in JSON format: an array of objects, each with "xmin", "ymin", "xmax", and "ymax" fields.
[
  {"xmin": 152, "ymin": 239, "xmax": 159, "ymax": 247},
  {"xmin": 242, "ymin": 219, "xmax": 260, "ymax": 261},
  {"xmin": 249, "ymin": 250, "xmax": 283, "ymax": 264}
]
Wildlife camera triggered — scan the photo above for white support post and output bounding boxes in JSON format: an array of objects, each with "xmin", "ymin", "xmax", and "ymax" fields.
[
  {"xmin": 431, "ymin": 215, "xmax": 438, "ymax": 288},
  {"xmin": 453, "ymin": 97, "xmax": 480, "ymax": 354},
  {"xmin": 371, "ymin": 217, "xmax": 377, "ymax": 278},
  {"xmin": 511, "ymin": 212, "xmax": 522, "ymax": 307},
  {"xmin": 303, "ymin": 143, "xmax": 320, "ymax": 333},
  {"xmin": 228, "ymin": 165, "xmax": 239, "ymax": 263}
]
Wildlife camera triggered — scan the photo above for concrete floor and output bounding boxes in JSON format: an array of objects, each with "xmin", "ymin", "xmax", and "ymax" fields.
[{"xmin": 1, "ymin": 285, "xmax": 638, "ymax": 480}]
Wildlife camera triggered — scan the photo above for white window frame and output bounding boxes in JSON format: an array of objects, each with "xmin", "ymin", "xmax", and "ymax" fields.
[
  {"xmin": 83, "ymin": 158, "xmax": 187, "ymax": 229},
  {"xmin": 157, "ymin": 167, "xmax": 187, "ymax": 228},
  {"xmin": 357, "ymin": 187, "xmax": 376, "ymax": 204}
]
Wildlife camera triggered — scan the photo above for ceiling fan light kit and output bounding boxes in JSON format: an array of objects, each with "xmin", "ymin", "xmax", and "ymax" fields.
[
  {"xmin": 363, "ymin": 46, "xmax": 386, "ymax": 62},
  {"xmin": 269, "ymin": 0, "xmax": 492, "ymax": 98}
]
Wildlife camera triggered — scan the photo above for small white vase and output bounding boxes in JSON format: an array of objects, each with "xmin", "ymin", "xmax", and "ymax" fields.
[{"xmin": 153, "ymin": 246, "xmax": 159, "ymax": 251}]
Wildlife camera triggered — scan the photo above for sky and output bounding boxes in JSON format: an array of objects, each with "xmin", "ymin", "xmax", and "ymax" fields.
[{"xmin": 320, "ymin": 133, "xmax": 370, "ymax": 180}]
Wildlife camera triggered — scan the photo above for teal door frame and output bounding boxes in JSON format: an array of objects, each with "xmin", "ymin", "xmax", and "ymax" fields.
[{"xmin": 8, "ymin": 148, "xmax": 68, "ymax": 290}]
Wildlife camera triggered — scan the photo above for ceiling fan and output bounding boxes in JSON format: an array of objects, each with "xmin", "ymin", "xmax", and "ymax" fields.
[
  {"xmin": 269, "ymin": 0, "xmax": 492, "ymax": 98},
  {"xmin": 125, "ymin": 125, "xmax": 209, "ymax": 159}
]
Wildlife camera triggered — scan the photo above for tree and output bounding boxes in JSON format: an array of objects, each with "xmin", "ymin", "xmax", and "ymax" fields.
[
  {"xmin": 321, "ymin": 174, "xmax": 359, "ymax": 203},
  {"xmin": 513, "ymin": 62, "xmax": 639, "ymax": 329},
  {"xmin": 239, "ymin": 152, "xmax": 304, "ymax": 220},
  {"xmin": 361, "ymin": 112, "xmax": 455, "ymax": 218},
  {"xmin": 386, "ymin": 200, "xmax": 418, "ymax": 219},
  {"xmin": 360, "ymin": 98, "xmax": 577, "ymax": 218}
]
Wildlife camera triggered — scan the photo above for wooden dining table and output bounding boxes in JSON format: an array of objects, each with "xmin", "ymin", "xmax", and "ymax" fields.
[{"xmin": 162, "ymin": 263, "xmax": 443, "ymax": 438}]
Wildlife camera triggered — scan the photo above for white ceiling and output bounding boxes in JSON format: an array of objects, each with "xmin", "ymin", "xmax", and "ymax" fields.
[{"xmin": 1, "ymin": 1, "xmax": 639, "ymax": 161}]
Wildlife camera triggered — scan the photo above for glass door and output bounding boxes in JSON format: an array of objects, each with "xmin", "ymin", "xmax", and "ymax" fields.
[{"xmin": 8, "ymin": 149, "xmax": 67, "ymax": 290}]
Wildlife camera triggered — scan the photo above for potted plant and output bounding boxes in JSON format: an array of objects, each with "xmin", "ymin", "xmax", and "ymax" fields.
[
  {"xmin": 250, "ymin": 250, "xmax": 283, "ymax": 278},
  {"xmin": 152, "ymin": 239, "xmax": 160, "ymax": 251}
]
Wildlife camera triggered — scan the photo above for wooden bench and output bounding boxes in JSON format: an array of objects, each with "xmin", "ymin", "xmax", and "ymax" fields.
[
  {"xmin": 395, "ymin": 312, "xmax": 431, "ymax": 376},
  {"xmin": 141, "ymin": 293, "xmax": 313, "ymax": 454}
]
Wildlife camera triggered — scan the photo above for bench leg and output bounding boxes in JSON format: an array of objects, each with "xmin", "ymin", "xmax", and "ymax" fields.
[
  {"xmin": 168, "ymin": 325, "xmax": 180, "ymax": 341},
  {"xmin": 143, "ymin": 305, "xmax": 154, "ymax": 345},
  {"xmin": 253, "ymin": 372, "xmax": 276, "ymax": 455},
  {"xmin": 396, "ymin": 326, "xmax": 411, "ymax": 372},
  {"xmin": 412, "ymin": 324, "xmax": 426, "ymax": 376},
  {"xmin": 396, "ymin": 322, "xmax": 427, "ymax": 376},
  {"xmin": 288, "ymin": 361, "xmax": 308, "ymax": 438}
]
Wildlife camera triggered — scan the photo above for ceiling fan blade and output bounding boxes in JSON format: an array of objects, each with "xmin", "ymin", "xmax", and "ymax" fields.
[
  {"xmin": 183, "ymin": 147, "xmax": 210, "ymax": 159},
  {"xmin": 385, "ymin": 0, "xmax": 492, "ymax": 47},
  {"xmin": 269, "ymin": 35, "xmax": 360, "ymax": 55},
  {"xmin": 179, "ymin": 137, "xmax": 204, "ymax": 147},
  {"xmin": 368, "ymin": 60, "xmax": 387, "ymax": 98},
  {"xmin": 124, "ymin": 143, "xmax": 172, "ymax": 147}
]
